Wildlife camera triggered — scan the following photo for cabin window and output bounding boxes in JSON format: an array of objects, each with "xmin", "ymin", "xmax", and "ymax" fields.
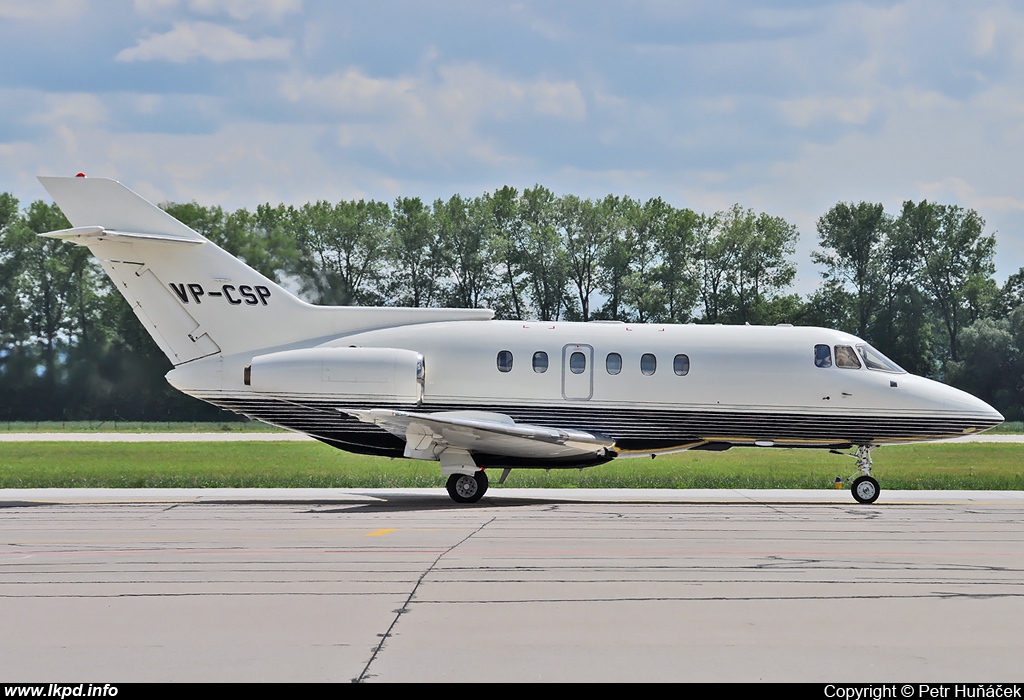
[
  {"xmin": 532, "ymin": 351, "xmax": 549, "ymax": 373},
  {"xmin": 569, "ymin": 351, "xmax": 587, "ymax": 374},
  {"xmin": 641, "ymin": 353, "xmax": 657, "ymax": 376},
  {"xmin": 814, "ymin": 344, "xmax": 832, "ymax": 368},
  {"xmin": 606, "ymin": 353, "xmax": 622, "ymax": 375},
  {"xmin": 497, "ymin": 350, "xmax": 513, "ymax": 372},
  {"xmin": 834, "ymin": 345, "xmax": 861, "ymax": 369},
  {"xmin": 857, "ymin": 344, "xmax": 906, "ymax": 374},
  {"xmin": 673, "ymin": 354, "xmax": 690, "ymax": 376}
]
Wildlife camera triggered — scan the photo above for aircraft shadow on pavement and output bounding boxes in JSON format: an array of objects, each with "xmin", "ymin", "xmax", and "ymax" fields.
[{"xmin": 306, "ymin": 493, "xmax": 564, "ymax": 513}]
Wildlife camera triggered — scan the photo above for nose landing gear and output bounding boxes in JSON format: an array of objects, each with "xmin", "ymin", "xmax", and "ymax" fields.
[
  {"xmin": 851, "ymin": 474, "xmax": 880, "ymax": 504},
  {"xmin": 833, "ymin": 445, "xmax": 880, "ymax": 504},
  {"xmin": 849, "ymin": 445, "xmax": 879, "ymax": 504}
]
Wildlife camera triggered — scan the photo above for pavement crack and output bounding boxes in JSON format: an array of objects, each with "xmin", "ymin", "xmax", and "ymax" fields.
[{"xmin": 353, "ymin": 516, "xmax": 496, "ymax": 683}]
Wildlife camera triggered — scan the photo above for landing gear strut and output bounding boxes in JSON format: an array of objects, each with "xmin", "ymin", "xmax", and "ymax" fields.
[
  {"xmin": 446, "ymin": 470, "xmax": 489, "ymax": 504},
  {"xmin": 849, "ymin": 445, "xmax": 879, "ymax": 504}
]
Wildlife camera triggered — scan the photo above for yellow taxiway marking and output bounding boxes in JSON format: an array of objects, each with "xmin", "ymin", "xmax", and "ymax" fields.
[{"xmin": 366, "ymin": 528, "xmax": 397, "ymax": 537}]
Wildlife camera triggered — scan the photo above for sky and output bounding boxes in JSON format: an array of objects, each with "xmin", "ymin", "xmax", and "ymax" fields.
[{"xmin": 2, "ymin": 0, "xmax": 1023, "ymax": 293}]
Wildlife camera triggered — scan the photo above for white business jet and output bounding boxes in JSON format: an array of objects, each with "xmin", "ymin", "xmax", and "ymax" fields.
[{"xmin": 38, "ymin": 176, "xmax": 1004, "ymax": 504}]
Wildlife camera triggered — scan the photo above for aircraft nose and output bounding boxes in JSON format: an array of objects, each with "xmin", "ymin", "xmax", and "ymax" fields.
[
  {"xmin": 940, "ymin": 383, "xmax": 1004, "ymax": 431},
  {"xmin": 903, "ymin": 374, "xmax": 1004, "ymax": 434}
]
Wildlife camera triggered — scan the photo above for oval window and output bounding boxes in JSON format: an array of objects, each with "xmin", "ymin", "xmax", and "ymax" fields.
[
  {"xmin": 570, "ymin": 351, "xmax": 586, "ymax": 374},
  {"xmin": 673, "ymin": 354, "xmax": 689, "ymax": 376},
  {"xmin": 606, "ymin": 352, "xmax": 622, "ymax": 375},
  {"xmin": 496, "ymin": 350, "xmax": 513, "ymax": 372},
  {"xmin": 641, "ymin": 353, "xmax": 657, "ymax": 376},
  {"xmin": 532, "ymin": 351, "xmax": 548, "ymax": 373}
]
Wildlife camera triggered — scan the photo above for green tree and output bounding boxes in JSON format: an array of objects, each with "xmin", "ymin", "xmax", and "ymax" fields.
[
  {"xmin": 993, "ymin": 268, "xmax": 1024, "ymax": 319},
  {"xmin": 485, "ymin": 186, "xmax": 527, "ymax": 319},
  {"xmin": 558, "ymin": 195, "xmax": 607, "ymax": 322},
  {"xmin": 694, "ymin": 205, "xmax": 798, "ymax": 324},
  {"xmin": 900, "ymin": 201, "xmax": 996, "ymax": 362},
  {"xmin": 619, "ymin": 197, "xmax": 671, "ymax": 323},
  {"xmin": 294, "ymin": 199, "xmax": 391, "ymax": 306},
  {"xmin": 0, "ymin": 193, "xmax": 25, "ymax": 347},
  {"xmin": 434, "ymin": 195, "xmax": 494, "ymax": 309},
  {"xmin": 655, "ymin": 207, "xmax": 702, "ymax": 323},
  {"xmin": 595, "ymin": 196, "xmax": 632, "ymax": 320},
  {"xmin": 813, "ymin": 202, "xmax": 889, "ymax": 340},
  {"xmin": 873, "ymin": 215, "xmax": 935, "ymax": 375},
  {"xmin": 945, "ymin": 312, "xmax": 1022, "ymax": 420},
  {"xmin": 520, "ymin": 185, "xmax": 569, "ymax": 321},
  {"xmin": 389, "ymin": 196, "xmax": 439, "ymax": 307},
  {"xmin": 730, "ymin": 210, "xmax": 799, "ymax": 324}
]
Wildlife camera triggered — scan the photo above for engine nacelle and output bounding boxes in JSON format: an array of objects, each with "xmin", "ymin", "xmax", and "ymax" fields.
[{"xmin": 246, "ymin": 347, "xmax": 424, "ymax": 401}]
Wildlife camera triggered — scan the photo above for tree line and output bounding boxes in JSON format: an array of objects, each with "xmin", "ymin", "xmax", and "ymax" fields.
[{"xmin": 1, "ymin": 186, "xmax": 1022, "ymax": 422}]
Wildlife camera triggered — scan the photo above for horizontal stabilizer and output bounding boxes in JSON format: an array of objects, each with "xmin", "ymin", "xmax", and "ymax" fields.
[
  {"xmin": 343, "ymin": 408, "xmax": 615, "ymax": 461},
  {"xmin": 38, "ymin": 176, "xmax": 204, "ymax": 240},
  {"xmin": 39, "ymin": 226, "xmax": 202, "ymax": 246}
]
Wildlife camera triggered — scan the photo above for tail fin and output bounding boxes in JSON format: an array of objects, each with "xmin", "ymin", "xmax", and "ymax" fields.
[{"xmin": 38, "ymin": 176, "xmax": 492, "ymax": 365}]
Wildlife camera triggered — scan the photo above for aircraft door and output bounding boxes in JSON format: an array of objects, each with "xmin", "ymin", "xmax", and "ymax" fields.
[{"xmin": 561, "ymin": 343, "xmax": 594, "ymax": 401}]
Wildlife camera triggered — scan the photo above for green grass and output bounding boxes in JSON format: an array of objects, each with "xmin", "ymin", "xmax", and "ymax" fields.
[
  {"xmin": 0, "ymin": 441, "xmax": 1021, "ymax": 490},
  {"xmin": 0, "ymin": 420, "xmax": 286, "ymax": 433}
]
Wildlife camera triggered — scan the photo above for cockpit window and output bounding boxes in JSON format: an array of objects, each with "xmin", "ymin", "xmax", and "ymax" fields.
[
  {"xmin": 834, "ymin": 345, "xmax": 861, "ymax": 369},
  {"xmin": 857, "ymin": 344, "xmax": 906, "ymax": 374},
  {"xmin": 814, "ymin": 344, "xmax": 832, "ymax": 368}
]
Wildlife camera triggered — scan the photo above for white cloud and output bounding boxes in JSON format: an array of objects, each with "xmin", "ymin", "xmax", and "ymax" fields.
[
  {"xmin": 974, "ymin": 16, "xmax": 998, "ymax": 55},
  {"xmin": 0, "ymin": 0, "xmax": 86, "ymax": 20},
  {"xmin": 919, "ymin": 177, "xmax": 1024, "ymax": 216},
  {"xmin": 132, "ymin": 0, "xmax": 302, "ymax": 20},
  {"xmin": 279, "ymin": 69, "xmax": 417, "ymax": 115},
  {"xmin": 281, "ymin": 63, "xmax": 586, "ymax": 122},
  {"xmin": 116, "ymin": 21, "xmax": 291, "ymax": 63},
  {"xmin": 777, "ymin": 96, "xmax": 876, "ymax": 128},
  {"xmin": 187, "ymin": 0, "xmax": 302, "ymax": 21},
  {"xmin": 31, "ymin": 93, "xmax": 110, "ymax": 127},
  {"xmin": 278, "ymin": 62, "xmax": 585, "ymax": 168}
]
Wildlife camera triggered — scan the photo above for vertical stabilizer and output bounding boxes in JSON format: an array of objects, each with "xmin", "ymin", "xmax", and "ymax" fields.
[{"xmin": 38, "ymin": 176, "xmax": 314, "ymax": 364}]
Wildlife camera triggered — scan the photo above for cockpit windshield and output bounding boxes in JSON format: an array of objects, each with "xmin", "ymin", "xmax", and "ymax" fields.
[{"xmin": 856, "ymin": 344, "xmax": 906, "ymax": 374}]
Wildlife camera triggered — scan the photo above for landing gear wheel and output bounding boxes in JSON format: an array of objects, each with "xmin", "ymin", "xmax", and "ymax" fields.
[
  {"xmin": 446, "ymin": 471, "xmax": 488, "ymax": 504},
  {"xmin": 851, "ymin": 475, "xmax": 880, "ymax": 504}
]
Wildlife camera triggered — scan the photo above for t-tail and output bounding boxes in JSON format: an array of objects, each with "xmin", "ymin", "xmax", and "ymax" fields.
[{"xmin": 38, "ymin": 176, "xmax": 493, "ymax": 366}]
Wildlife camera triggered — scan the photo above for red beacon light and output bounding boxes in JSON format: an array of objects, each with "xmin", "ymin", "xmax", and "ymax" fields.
[{"xmin": 75, "ymin": 172, "xmax": 86, "ymax": 178}]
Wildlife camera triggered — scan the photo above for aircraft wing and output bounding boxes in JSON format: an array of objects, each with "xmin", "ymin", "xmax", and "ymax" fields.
[{"xmin": 342, "ymin": 408, "xmax": 615, "ymax": 461}]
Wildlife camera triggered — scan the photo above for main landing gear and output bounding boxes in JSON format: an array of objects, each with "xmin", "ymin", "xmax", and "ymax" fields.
[{"xmin": 446, "ymin": 470, "xmax": 489, "ymax": 504}]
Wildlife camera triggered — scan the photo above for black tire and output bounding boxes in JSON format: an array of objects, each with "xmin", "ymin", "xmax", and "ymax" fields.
[
  {"xmin": 446, "ymin": 471, "xmax": 488, "ymax": 504},
  {"xmin": 851, "ymin": 475, "xmax": 880, "ymax": 504}
]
